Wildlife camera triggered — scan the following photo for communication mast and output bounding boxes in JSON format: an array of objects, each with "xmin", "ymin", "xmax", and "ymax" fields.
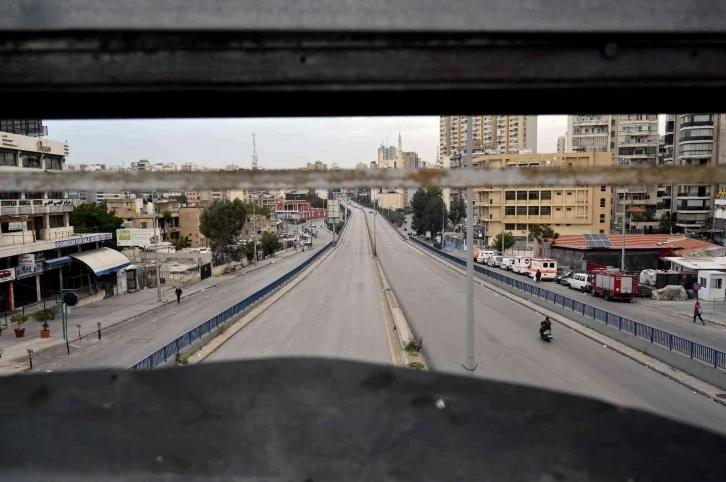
[{"xmin": 251, "ymin": 133, "xmax": 258, "ymax": 171}]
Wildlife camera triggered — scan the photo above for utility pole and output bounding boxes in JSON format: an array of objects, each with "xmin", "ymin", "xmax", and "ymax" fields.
[
  {"xmin": 621, "ymin": 204, "xmax": 627, "ymax": 272},
  {"xmin": 253, "ymin": 200, "xmax": 257, "ymax": 264},
  {"xmin": 373, "ymin": 198, "xmax": 377, "ymax": 257},
  {"xmin": 463, "ymin": 115, "xmax": 477, "ymax": 373},
  {"xmin": 154, "ymin": 206, "xmax": 162, "ymax": 302}
]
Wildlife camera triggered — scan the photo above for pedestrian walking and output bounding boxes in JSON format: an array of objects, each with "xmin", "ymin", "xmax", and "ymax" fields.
[
  {"xmin": 693, "ymin": 299, "xmax": 705, "ymax": 325},
  {"xmin": 535, "ymin": 269, "xmax": 542, "ymax": 283},
  {"xmin": 175, "ymin": 287, "xmax": 183, "ymax": 303}
]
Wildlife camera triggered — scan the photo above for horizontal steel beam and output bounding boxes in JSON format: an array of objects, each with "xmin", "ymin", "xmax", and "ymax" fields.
[{"xmin": 2, "ymin": 165, "xmax": 725, "ymax": 191}]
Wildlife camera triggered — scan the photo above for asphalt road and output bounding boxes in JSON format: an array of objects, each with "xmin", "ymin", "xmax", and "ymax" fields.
[
  {"xmin": 26, "ymin": 224, "xmax": 333, "ymax": 372},
  {"xmin": 207, "ymin": 209, "xmax": 396, "ymax": 365},
  {"xmin": 399, "ymin": 215, "xmax": 726, "ymax": 354},
  {"xmin": 368, "ymin": 208, "xmax": 726, "ymax": 435}
]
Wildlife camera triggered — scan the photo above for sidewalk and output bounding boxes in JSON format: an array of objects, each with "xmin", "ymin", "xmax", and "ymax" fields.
[
  {"xmin": 639, "ymin": 298, "xmax": 726, "ymax": 328},
  {"xmin": 0, "ymin": 246, "xmax": 307, "ymax": 374}
]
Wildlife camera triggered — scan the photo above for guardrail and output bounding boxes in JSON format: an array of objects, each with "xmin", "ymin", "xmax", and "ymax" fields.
[
  {"xmin": 409, "ymin": 236, "xmax": 726, "ymax": 372},
  {"xmin": 130, "ymin": 241, "xmax": 333, "ymax": 371}
]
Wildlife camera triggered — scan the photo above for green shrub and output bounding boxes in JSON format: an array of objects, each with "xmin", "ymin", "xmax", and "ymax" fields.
[
  {"xmin": 10, "ymin": 313, "xmax": 29, "ymax": 327},
  {"xmin": 408, "ymin": 362, "xmax": 426, "ymax": 370},
  {"xmin": 34, "ymin": 308, "xmax": 56, "ymax": 322}
]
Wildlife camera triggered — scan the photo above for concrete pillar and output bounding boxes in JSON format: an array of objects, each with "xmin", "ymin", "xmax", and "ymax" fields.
[
  {"xmin": 8, "ymin": 281, "xmax": 14, "ymax": 311},
  {"xmin": 35, "ymin": 274, "xmax": 41, "ymax": 302}
]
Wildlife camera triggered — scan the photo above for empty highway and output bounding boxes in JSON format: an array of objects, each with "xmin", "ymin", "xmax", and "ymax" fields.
[
  {"xmin": 206, "ymin": 209, "xmax": 397, "ymax": 365},
  {"xmin": 367, "ymin": 207, "xmax": 726, "ymax": 434}
]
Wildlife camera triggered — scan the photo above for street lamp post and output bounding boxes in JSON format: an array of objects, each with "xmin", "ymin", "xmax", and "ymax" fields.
[{"xmin": 463, "ymin": 114, "xmax": 477, "ymax": 373}]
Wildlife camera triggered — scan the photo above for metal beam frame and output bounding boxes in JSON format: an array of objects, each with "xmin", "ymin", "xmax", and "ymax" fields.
[{"xmin": 2, "ymin": 164, "xmax": 725, "ymax": 191}]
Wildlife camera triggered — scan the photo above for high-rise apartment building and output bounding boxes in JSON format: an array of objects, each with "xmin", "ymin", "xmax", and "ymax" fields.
[
  {"xmin": 557, "ymin": 136, "xmax": 566, "ymax": 153},
  {"xmin": 567, "ymin": 114, "xmax": 662, "ymax": 232},
  {"xmin": 663, "ymin": 113, "xmax": 726, "ymax": 231},
  {"xmin": 439, "ymin": 115, "xmax": 537, "ymax": 158},
  {"xmin": 473, "ymin": 152, "xmax": 613, "ymax": 244}
]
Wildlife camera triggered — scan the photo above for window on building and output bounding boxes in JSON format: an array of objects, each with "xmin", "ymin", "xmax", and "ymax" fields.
[
  {"xmin": 505, "ymin": 223, "xmax": 515, "ymax": 230},
  {"xmin": 555, "ymin": 191, "xmax": 562, "ymax": 196},
  {"xmin": 516, "ymin": 223, "xmax": 527, "ymax": 230},
  {"xmin": 516, "ymin": 206, "xmax": 527, "ymax": 216},
  {"xmin": 0, "ymin": 150, "xmax": 15, "ymax": 167},
  {"xmin": 528, "ymin": 206, "xmax": 539, "ymax": 216},
  {"xmin": 600, "ymin": 186, "xmax": 606, "ymax": 192},
  {"xmin": 44, "ymin": 156, "xmax": 63, "ymax": 170},
  {"xmin": 48, "ymin": 191, "xmax": 64, "ymax": 200},
  {"xmin": 600, "ymin": 198, "xmax": 606, "ymax": 207},
  {"xmin": 566, "ymin": 224, "xmax": 571, "ymax": 226},
  {"xmin": 517, "ymin": 191, "xmax": 527, "ymax": 200},
  {"xmin": 21, "ymin": 154, "xmax": 41, "ymax": 168},
  {"xmin": 540, "ymin": 206, "xmax": 552, "ymax": 216},
  {"xmin": 505, "ymin": 191, "xmax": 516, "ymax": 200},
  {"xmin": 49, "ymin": 214, "xmax": 65, "ymax": 228},
  {"xmin": 600, "ymin": 214, "xmax": 606, "ymax": 223},
  {"xmin": 566, "ymin": 207, "xmax": 572, "ymax": 211},
  {"xmin": 25, "ymin": 192, "xmax": 44, "ymax": 199},
  {"xmin": 599, "ymin": 229, "xmax": 605, "ymax": 234},
  {"xmin": 528, "ymin": 191, "xmax": 539, "ymax": 200},
  {"xmin": 0, "ymin": 192, "xmax": 21, "ymax": 200},
  {"xmin": 715, "ymin": 278, "xmax": 723, "ymax": 290},
  {"xmin": 699, "ymin": 277, "xmax": 708, "ymax": 289},
  {"xmin": 566, "ymin": 191, "xmax": 573, "ymax": 196},
  {"xmin": 505, "ymin": 206, "xmax": 515, "ymax": 216},
  {"xmin": 540, "ymin": 191, "xmax": 552, "ymax": 200},
  {"xmin": 141, "ymin": 222, "xmax": 149, "ymax": 229},
  {"xmin": 555, "ymin": 207, "xmax": 561, "ymax": 211}
]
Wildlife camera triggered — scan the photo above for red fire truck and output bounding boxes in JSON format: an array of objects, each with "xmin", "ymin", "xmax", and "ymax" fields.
[{"xmin": 589, "ymin": 271, "xmax": 638, "ymax": 302}]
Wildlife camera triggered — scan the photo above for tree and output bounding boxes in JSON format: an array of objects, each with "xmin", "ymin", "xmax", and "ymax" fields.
[
  {"xmin": 70, "ymin": 203, "xmax": 124, "ymax": 248},
  {"xmin": 199, "ymin": 199, "xmax": 247, "ymax": 249},
  {"xmin": 178, "ymin": 194, "xmax": 188, "ymax": 204},
  {"xmin": 411, "ymin": 188, "xmax": 447, "ymax": 236},
  {"xmin": 448, "ymin": 196, "xmax": 466, "ymax": 226},
  {"xmin": 259, "ymin": 231, "xmax": 283, "ymax": 256},
  {"xmin": 173, "ymin": 235, "xmax": 192, "ymax": 251},
  {"xmin": 241, "ymin": 202, "xmax": 271, "ymax": 218},
  {"xmin": 490, "ymin": 232, "xmax": 516, "ymax": 253},
  {"xmin": 304, "ymin": 189, "xmax": 326, "ymax": 208},
  {"xmin": 528, "ymin": 224, "xmax": 560, "ymax": 244},
  {"xmin": 659, "ymin": 212, "xmax": 675, "ymax": 233}
]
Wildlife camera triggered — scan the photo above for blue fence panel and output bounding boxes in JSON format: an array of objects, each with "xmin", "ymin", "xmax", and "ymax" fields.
[
  {"xmin": 671, "ymin": 335, "xmax": 690, "ymax": 356},
  {"xmin": 653, "ymin": 328, "xmax": 670, "ymax": 347}
]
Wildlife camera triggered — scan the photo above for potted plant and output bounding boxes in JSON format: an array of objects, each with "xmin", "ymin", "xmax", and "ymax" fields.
[
  {"xmin": 40, "ymin": 321, "xmax": 50, "ymax": 338},
  {"xmin": 33, "ymin": 308, "xmax": 56, "ymax": 323},
  {"xmin": 10, "ymin": 313, "xmax": 29, "ymax": 338}
]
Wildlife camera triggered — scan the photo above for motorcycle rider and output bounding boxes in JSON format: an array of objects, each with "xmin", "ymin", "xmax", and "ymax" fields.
[{"xmin": 539, "ymin": 316, "xmax": 552, "ymax": 337}]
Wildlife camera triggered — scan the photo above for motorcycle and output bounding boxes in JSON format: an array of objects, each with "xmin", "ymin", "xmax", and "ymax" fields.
[{"xmin": 540, "ymin": 329, "xmax": 553, "ymax": 342}]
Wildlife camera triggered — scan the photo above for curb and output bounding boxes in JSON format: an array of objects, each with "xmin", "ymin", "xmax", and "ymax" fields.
[
  {"xmin": 404, "ymin": 237, "xmax": 726, "ymax": 407},
  {"xmin": 360, "ymin": 206, "xmax": 425, "ymax": 370}
]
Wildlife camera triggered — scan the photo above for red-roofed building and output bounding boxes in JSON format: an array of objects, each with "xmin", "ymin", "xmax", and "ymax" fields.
[{"xmin": 547, "ymin": 234, "xmax": 725, "ymax": 272}]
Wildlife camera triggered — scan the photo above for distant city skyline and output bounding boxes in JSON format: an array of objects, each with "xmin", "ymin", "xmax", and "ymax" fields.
[{"xmin": 48, "ymin": 115, "xmax": 624, "ymax": 169}]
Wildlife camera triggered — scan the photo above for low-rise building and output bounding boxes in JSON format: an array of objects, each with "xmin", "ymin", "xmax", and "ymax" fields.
[
  {"xmin": 1, "ymin": 130, "xmax": 119, "ymax": 310},
  {"xmin": 178, "ymin": 206, "xmax": 208, "ymax": 247},
  {"xmin": 105, "ymin": 198, "xmax": 180, "ymax": 243},
  {"xmin": 473, "ymin": 152, "xmax": 613, "ymax": 244}
]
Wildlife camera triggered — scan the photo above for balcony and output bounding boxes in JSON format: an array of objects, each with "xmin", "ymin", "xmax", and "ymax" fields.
[
  {"xmin": 0, "ymin": 199, "xmax": 74, "ymax": 216},
  {"xmin": 676, "ymin": 205, "xmax": 711, "ymax": 212},
  {"xmin": 616, "ymin": 186, "xmax": 649, "ymax": 194},
  {"xmin": 677, "ymin": 191, "xmax": 711, "ymax": 198}
]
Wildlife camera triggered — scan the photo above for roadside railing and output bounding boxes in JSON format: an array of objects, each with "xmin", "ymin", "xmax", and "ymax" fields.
[
  {"xmin": 409, "ymin": 236, "xmax": 726, "ymax": 372},
  {"xmin": 130, "ymin": 241, "xmax": 333, "ymax": 371}
]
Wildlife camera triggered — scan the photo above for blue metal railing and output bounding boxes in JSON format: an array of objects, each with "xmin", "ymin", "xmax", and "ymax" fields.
[
  {"xmin": 409, "ymin": 236, "xmax": 726, "ymax": 372},
  {"xmin": 130, "ymin": 241, "xmax": 333, "ymax": 371}
]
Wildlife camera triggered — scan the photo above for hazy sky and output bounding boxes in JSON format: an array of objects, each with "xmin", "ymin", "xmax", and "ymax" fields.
[{"xmin": 47, "ymin": 115, "xmax": 659, "ymax": 169}]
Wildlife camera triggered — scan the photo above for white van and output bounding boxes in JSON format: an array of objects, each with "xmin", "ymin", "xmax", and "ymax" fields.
[
  {"xmin": 528, "ymin": 258, "xmax": 558, "ymax": 280},
  {"xmin": 506, "ymin": 258, "xmax": 516, "ymax": 270},
  {"xmin": 567, "ymin": 272, "xmax": 590, "ymax": 292},
  {"xmin": 477, "ymin": 250, "xmax": 496, "ymax": 264},
  {"xmin": 488, "ymin": 255, "xmax": 502, "ymax": 267},
  {"xmin": 498, "ymin": 257, "xmax": 510, "ymax": 269},
  {"xmin": 512, "ymin": 257, "xmax": 532, "ymax": 274}
]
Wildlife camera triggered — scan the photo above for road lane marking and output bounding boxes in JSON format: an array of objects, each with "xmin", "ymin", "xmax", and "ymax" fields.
[{"xmin": 285, "ymin": 337, "xmax": 295, "ymax": 352}]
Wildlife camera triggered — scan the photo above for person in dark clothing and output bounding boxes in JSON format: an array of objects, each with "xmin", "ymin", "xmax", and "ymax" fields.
[
  {"xmin": 693, "ymin": 300, "xmax": 705, "ymax": 325},
  {"xmin": 539, "ymin": 316, "xmax": 552, "ymax": 336},
  {"xmin": 175, "ymin": 287, "xmax": 183, "ymax": 303},
  {"xmin": 535, "ymin": 269, "xmax": 542, "ymax": 283}
]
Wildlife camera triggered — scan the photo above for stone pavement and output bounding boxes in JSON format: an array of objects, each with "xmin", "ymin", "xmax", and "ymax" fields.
[
  {"xmin": 639, "ymin": 298, "xmax": 726, "ymax": 328},
  {"xmin": 0, "ymin": 246, "xmax": 306, "ymax": 374}
]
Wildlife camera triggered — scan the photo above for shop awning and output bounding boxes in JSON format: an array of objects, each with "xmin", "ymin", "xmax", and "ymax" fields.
[
  {"xmin": 45, "ymin": 256, "xmax": 72, "ymax": 268},
  {"xmin": 68, "ymin": 248, "xmax": 131, "ymax": 276}
]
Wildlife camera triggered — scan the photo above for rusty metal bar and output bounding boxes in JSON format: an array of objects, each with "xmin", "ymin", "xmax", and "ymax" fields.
[{"xmin": 1, "ymin": 165, "xmax": 724, "ymax": 191}]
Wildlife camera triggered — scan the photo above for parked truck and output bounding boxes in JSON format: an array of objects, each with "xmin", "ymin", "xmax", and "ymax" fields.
[{"xmin": 590, "ymin": 271, "xmax": 638, "ymax": 302}]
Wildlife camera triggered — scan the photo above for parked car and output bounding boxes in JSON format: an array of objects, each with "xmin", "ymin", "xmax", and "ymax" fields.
[
  {"xmin": 567, "ymin": 272, "xmax": 591, "ymax": 292},
  {"xmin": 433, "ymin": 241, "xmax": 442, "ymax": 249},
  {"xmin": 498, "ymin": 257, "xmax": 511, "ymax": 269},
  {"xmin": 477, "ymin": 250, "xmax": 496, "ymax": 264},
  {"xmin": 556, "ymin": 270, "xmax": 574, "ymax": 285},
  {"xmin": 488, "ymin": 256, "xmax": 503, "ymax": 267}
]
